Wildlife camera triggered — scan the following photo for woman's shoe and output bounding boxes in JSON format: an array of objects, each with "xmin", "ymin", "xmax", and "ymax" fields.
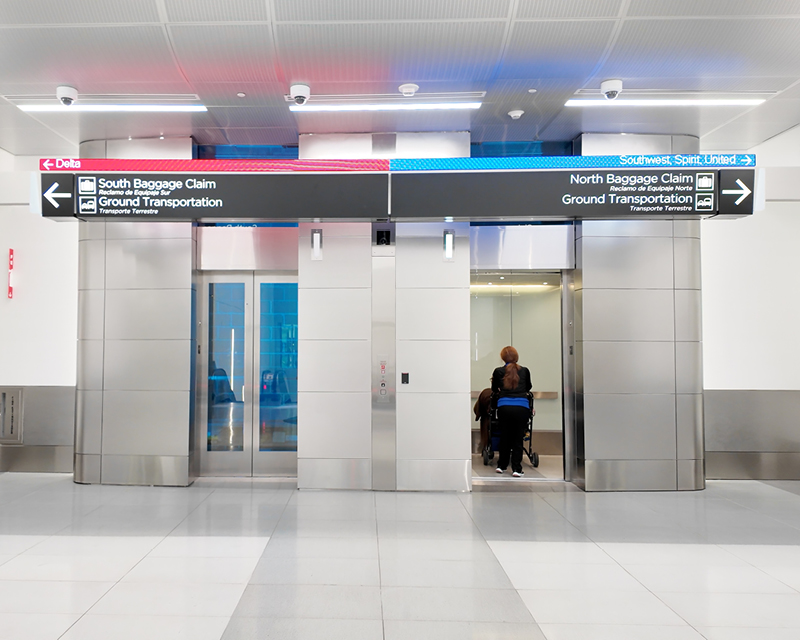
[
  {"xmin": 496, "ymin": 468, "xmax": 504, "ymax": 474},
  {"xmin": 512, "ymin": 470, "xmax": 524, "ymax": 477}
]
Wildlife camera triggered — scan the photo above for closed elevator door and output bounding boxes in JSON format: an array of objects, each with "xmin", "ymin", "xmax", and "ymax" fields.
[{"xmin": 199, "ymin": 272, "xmax": 298, "ymax": 476}]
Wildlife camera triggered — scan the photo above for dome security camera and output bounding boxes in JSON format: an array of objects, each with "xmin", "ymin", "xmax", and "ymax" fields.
[
  {"xmin": 508, "ymin": 110, "xmax": 524, "ymax": 120},
  {"xmin": 600, "ymin": 79, "xmax": 623, "ymax": 101},
  {"xmin": 289, "ymin": 83, "xmax": 311, "ymax": 106},
  {"xmin": 57, "ymin": 85, "xmax": 78, "ymax": 106}
]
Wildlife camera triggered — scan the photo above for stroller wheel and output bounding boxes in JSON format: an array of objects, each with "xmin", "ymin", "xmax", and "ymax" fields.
[{"xmin": 532, "ymin": 452, "xmax": 540, "ymax": 468}]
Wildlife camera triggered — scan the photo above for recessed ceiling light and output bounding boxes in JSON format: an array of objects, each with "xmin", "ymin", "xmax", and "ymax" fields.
[
  {"xmin": 565, "ymin": 98, "xmax": 765, "ymax": 107},
  {"xmin": 237, "ymin": 92, "xmax": 246, "ymax": 98},
  {"xmin": 528, "ymin": 88, "xmax": 537, "ymax": 94},
  {"xmin": 499, "ymin": 276, "xmax": 504, "ymax": 279},
  {"xmin": 289, "ymin": 102, "xmax": 481, "ymax": 112},
  {"xmin": 18, "ymin": 104, "xmax": 207, "ymax": 112},
  {"xmin": 543, "ymin": 282, "xmax": 548, "ymax": 285},
  {"xmin": 159, "ymin": 135, "xmax": 164, "ymax": 139}
]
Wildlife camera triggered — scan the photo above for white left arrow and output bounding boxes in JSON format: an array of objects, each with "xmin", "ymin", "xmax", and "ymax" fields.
[
  {"xmin": 42, "ymin": 159, "xmax": 52, "ymax": 170},
  {"xmin": 44, "ymin": 182, "xmax": 71, "ymax": 208},
  {"xmin": 722, "ymin": 178, "xmax": 752, "ymax": 205}
]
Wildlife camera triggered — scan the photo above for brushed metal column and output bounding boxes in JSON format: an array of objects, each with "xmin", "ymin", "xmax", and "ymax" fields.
[{"xmin": 371, "ymin": 225, "xmax": 396, "ymax": 490}]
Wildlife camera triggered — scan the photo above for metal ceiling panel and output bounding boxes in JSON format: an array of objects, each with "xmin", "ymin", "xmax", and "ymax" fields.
[
  {"xmin": 293, "ymin": 111, "xmax": 473, "ymax": 134},
  {"xmin": 207, "ymin": 106, "xmax": 296, "ymax": 128},
  {"xmin": 192, "ymin": 128, "xmax": 230, "ymax": 145},
  {"xmin": 273, "ymin": 0, "xmax": 511, "ymax": 22},
  {"xmin": 0, "ymin": 126, "xmax": 78, "ymax": 155},
  {"xmin": 275, "ymin": 22, "xmax": 506, "ymax": 83},
  {"xmin": 223, "ymin": 128, "xmax": 299, "ymax": 145},
  {"xmin": 0, "ymin": 0, "xmax": 160, "ymax": 24},
  {"xmin": 168, "ymin": 25, "xmax": 281, "ymax": 83},
  {"xmin": 580, "ymin": 76, "xmax": 799, "ymax": 93},
  {"xmin": 164, "ymin": 0, "xmax": 270, "ymax": 23},
  {"xmin": 517, "ymin": 0, "xmax": 623, "ymax": 19},
  {"xmin": 499, "ymin": 20, "xmax": 616, "ymax": 79},
  {"xmin": 0, "ymin": 81, "xmax": 196, "ymax": 97},
  {"xmin": 701, "ymin": 98, "xmax": 800, "ymax": 151},
  {"xmin": 629, "ymin": 0, "xmax": 800, "ymax": 17},
  {"xmin": 192, "ymin": 82, "xmax": 288, "ymax": 108},
  {"xmin": 601, "ymin": 18, "xmax": 800, "ymax": 79},
  {"xmin": 0, "ymin": 26, "xmax": 185, "ymax": 87}
]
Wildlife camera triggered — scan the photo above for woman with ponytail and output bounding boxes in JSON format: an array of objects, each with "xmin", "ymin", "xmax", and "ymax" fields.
[{"xmin": 491, "ymin": 346, "xmax": 532, "ymax": 477}]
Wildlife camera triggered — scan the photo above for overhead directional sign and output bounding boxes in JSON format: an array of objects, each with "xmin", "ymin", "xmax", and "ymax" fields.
[
  {"xmin": 391, "ymin": 169, "xmax": 741, "ymax": 219},
  {"xmin": 719, "ymin": 170, "xmax": 755, "ymax": 215},
  {"xmin": 44, "ymin": 172, "xmax": 388, "ymax": 220},
  {"xmin": 40, "ymin": 174, "xmax": 74, "ymax": 217}
]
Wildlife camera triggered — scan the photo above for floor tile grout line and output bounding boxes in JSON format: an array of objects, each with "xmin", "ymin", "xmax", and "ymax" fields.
[{"xmin": 458, "ymin": 490, "xmax": 544, "ymax": 630}]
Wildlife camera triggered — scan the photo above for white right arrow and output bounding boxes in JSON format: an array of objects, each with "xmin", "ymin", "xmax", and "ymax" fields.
[
  {"xmin": 722, "ymin": 178, "xmax": 752, "ymax": 205},
  {"xmin": 43, "ymin": 182, "xmax": 71, "ymax": 208}
]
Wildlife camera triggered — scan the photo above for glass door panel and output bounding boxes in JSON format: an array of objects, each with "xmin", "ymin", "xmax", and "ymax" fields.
[{"xmin": 253, "ymin": 276, "xmax": 298, "ymax": 476}]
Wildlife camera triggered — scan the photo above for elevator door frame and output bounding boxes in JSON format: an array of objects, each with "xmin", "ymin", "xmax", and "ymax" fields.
[
  {"xmin": 197, "ymin": 271, "xmax": 298, "ymax": 477},
  {"xmin": 470, "ymin": 269, "xmax": 578, "ymax": 484}
]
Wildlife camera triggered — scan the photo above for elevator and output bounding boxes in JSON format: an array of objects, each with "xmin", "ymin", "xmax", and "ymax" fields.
[{"xmin": 198, "ymin": 272, "xmax": 298, "ymax": 477}]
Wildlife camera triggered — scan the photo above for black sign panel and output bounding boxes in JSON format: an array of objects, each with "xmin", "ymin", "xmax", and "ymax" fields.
[
  {"xmin": 718, "ymin": 169, "xmax": 755, "ymax": 216},
  {"xmin": 44, "ymin": 173, "xmax": 388, "ymax": 220},
  {"xmin": 391, "ymin": 169, "xmax": 725, "ymax": 219},
  {"xmin": 41, "ymin": 174, "xmax": 74, "ymax": 217}
]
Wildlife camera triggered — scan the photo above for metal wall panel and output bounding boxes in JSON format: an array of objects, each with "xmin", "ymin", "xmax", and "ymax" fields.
[
  {"xmin": 101, "ymin": 390, "xmax": 190, "ymax": 457},
  {"xmin": 297, "ymin": 392, "xmax": 372, "ymax": 459},
  {"xmin": 469, "ymin": 224, "xmax": 575, "ymax": 270},
  {"xmin": 199, "ymin": 226, "xmax": 299, "ymax": 271},
  {"xmin": 78, "ymin": 221, "xmax": 105, "ymax": 241},
  {"xmin": 673, "ymin": 238, "xmax": 702, "ymax": 290},
  {"xmin": 75, "ymin": 389, "xmax": 102, "ymax": 455},
  {"xmin": 707, "ymin": 452, "xmax": 800, "ymax": 481},
  {"xmin": 583, "ymin": 394, "xmax": 676, "ymax": 460},
  {"xmin": 103, "ymin": 340, "xmax": 192, "ymax": 391},
  {"xmin": 397, "ymin": 459, "xmax": 471, "ymax": 492},
  {"xmin": 78, "ymin": 239, "xmax": 105, "ymax": 290},
  {"xmin": 371, "ymin": 252, "xmax": 396, "ymax": 491},
  {"xmin": 581, "ymin": 289, "xmax": 674, "ymax": 342},
  {"xmin": 705, "ymin": 390, "xmax": 800, "ymax": 452},
  {"xmin": 298, "ymin": 222, "xmax": 371, "ymax": 239},
  {"xmin": 677, "ymin": 394, "xmax": 704, "ymax": 460},
  {"xmin": 395, "ymin": 236, "xmax": 470, "ymax": 290},
  {"xmin": 104, "ymin": 289, "xmax": 192, "ymax": 340},
  {"xmin": 673, "ymin": 220, "xmax": 701, "ymax": 238},
  {"xmin": 74, "ymin": 453, "xmax": 101, "ymax": 484},
  {"xmin": 674, "ymin": 289, "xmax": 702, "ymax": 342},
  {"xmin": 0, "ymin": 446, "xmax": 73, "ymax": 473},
  {"xmin": 105, "ymin": 239, "xmax": 194, "ymax": 290},
  {"xmin": 396, "ymin": 289, "xmax": 470, "ymax": 341},
  {"xmin": 396, "ymin": 393, "xmax": 471, "ymax": 460},
  {"xmin": 106, "ymin": 221, "xmax": 193, "ymax": 240},
  {"xmin": 581, "ymin": 237, "xmax": 674, "ymax": 290},
  {"xmin": 297, "ymin": 235, "xmax": 372, "ymax": 289},
  {"xmin": 20, "ymin": 387, "xmax": 75, "ymax": 447},
  {"xmin": 77, "ymin": 290, "xmax": 105, "ymax": 341},
  {"xmin": 297, "ymin": 340, "xmax": 371, "ymax": 393},
  {"xmin": 582, "ymin": 341, "xmax": 675, "ymax": 394},
  {"xmin": 677, "ymin": 459, "xmax": 704, "ymax": 490},
  {"xmin": 101, "ymin": 454, "xmax": 189, "ymax": 487},
  {"xmin": 675, "ymin": 341, "xmax": 703, "ymax": 394},
  {"xmin": 77, "ymin": 340, "xmax": 104, "ymax": 391},
  {"xmin": 396, "ymin": 340, "xmax": 471, "ymax": 393},
  {"xmin": 297, "ymin": 458, "xmax": 371, "ymax": 490},
  {"xmin": 298, "ymin": 288, "xmax": 371, "ymax": 341},
  {"xmin": 580, "ymin": 220, "xmax": 674, "ymax": 238},
  {"xmin": 585, "ymin": 459, "xmax": 677, "ymax": 491}
]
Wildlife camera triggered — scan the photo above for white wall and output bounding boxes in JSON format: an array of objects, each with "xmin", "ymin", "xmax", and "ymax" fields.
[
  {"xmin": 0, "ymin": 163, "xmax": 79, "ymax": 386},
  {"xmin": 299, "ymin": 132, "xmax": 470, "ymax": 159},
  {"xmin": 702, "ymin": 127, "xmax": 800, "ymax": 390}
]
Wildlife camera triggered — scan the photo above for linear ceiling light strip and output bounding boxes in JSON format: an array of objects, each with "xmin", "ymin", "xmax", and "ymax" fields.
[
  {"xmin": 18, "ymin": 105, "xmax": 207, "ymax": 112},
  {"xmin": 289, "ymin": 102, "xmax": 482, "ymax": 112}
]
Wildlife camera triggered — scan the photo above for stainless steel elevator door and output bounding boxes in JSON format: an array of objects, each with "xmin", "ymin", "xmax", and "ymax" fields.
[{"xmin": 199, "ymin": 272, "xmax": 298, "ymax": 477}]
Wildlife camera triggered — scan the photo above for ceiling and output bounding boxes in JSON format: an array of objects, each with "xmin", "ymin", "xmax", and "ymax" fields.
[{"xmin": 2, "ymin": 0, "xmax": 800, "ymax": 156}]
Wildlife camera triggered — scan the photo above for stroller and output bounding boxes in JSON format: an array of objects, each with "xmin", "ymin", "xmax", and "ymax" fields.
[{"xmin": 481, "ymin": 391, "xmax": 539, "ymax": 468}]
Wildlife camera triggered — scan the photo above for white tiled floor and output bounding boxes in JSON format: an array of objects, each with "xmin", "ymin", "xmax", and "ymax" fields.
[{"xmin": 5, "ymin": 475, "xmax": 800, "ymax": 638}]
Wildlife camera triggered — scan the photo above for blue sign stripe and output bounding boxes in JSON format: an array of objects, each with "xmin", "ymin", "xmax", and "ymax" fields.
[{"xmin": 389, "ymin": 154, "xmax": 756, "ymax": 172}]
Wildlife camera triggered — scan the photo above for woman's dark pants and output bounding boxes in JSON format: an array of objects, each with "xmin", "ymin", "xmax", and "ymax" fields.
[{"xmin": 497, "ymin": 405, "xmax": 529, "ymax": 473}]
